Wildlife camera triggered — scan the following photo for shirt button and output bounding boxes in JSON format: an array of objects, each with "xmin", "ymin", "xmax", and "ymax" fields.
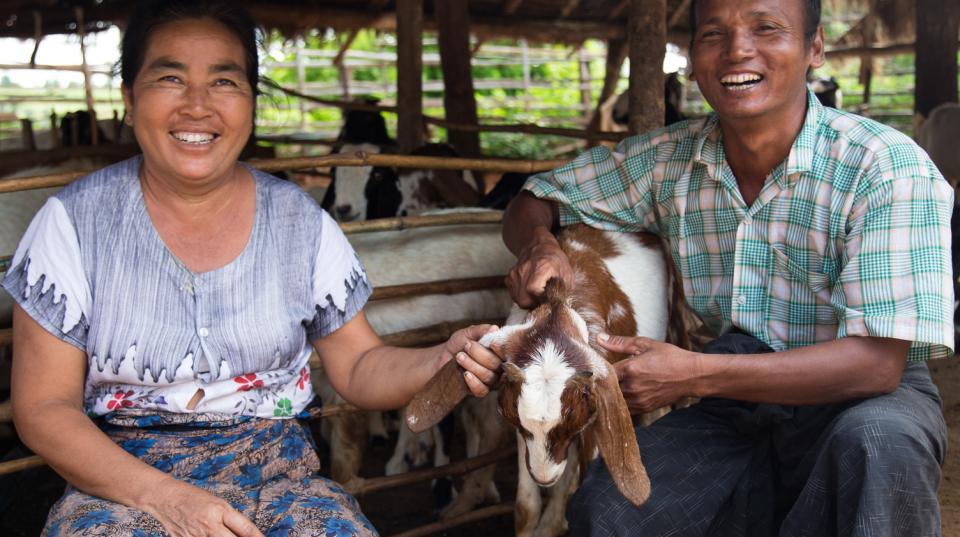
[
  {"xmin": 199, "ymin": 327, "xmax": 209, "ymax": 337},
  {"xmin": 737, "ymin": 295, "xmax": 746, "ymax": 305}
]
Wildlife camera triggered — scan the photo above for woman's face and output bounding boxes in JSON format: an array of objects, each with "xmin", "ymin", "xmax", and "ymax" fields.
[{"xmin": 122, "ymin": 17, "xmax": 254, "ymax": 187}]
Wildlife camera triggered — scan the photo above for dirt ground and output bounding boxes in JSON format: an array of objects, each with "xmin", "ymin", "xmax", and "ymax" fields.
[{"xmin": 2, "ymin": 360, "xmax": 960, "ymax": 536}]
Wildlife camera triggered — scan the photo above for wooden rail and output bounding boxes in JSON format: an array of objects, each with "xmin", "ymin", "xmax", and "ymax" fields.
[
  {"xmin": 0, "ymin": 153, "xmax": 563, "ymax": 194},
  {"xmin": 389, "ymin": 503, "xmax": 514, "ymax": 537}
]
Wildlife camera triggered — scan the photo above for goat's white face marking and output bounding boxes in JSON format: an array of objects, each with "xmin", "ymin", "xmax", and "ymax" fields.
[
  {"xmin": 517, "ymin": 339, "xmax": 576, "ymax": 485},
  {"xmin": 332, "ymin": 143, "xmax": 381, "ymax": 221},
  {"xmin": 397, "ymin": 169, "xmax": 431, "ymax": 216}
]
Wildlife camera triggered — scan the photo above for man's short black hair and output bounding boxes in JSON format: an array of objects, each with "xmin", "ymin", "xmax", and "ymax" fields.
[{"xmin": 689, "ymin": 0, "xmax": 821, "ymax": 45}]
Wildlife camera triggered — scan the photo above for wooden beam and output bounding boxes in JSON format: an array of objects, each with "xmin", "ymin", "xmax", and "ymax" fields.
[
  {"xmin": 396, "ymin": 0, "xmax": 425, "ymax": 153},
  {"xmin": 588, "ymin": 37, "xmax": 627, "ymax": 131},
  {"xmin": 628, "ymin": 0, "xmax": 666, "ymax": 134},
  {"xmin": 503, "ymin": 0, "xmax": 524, "ymax": 16},
  {"xmin": 560, "ymin": 0, "xmax": 581, "ymax": 19},
  {"xmin": 436, "ymin": 0, "xmax": 481, "ymax": 157},
  {"xmin": 333, "ymin": 29, "xmax": 361, "ymax": 66},
  {"xmin": 667, "ymin": 0, "xmax": 692, "ymax": 29},
  {"xmin": 609, "ymin": 0, "xmax": 630, "ymax": 21}
]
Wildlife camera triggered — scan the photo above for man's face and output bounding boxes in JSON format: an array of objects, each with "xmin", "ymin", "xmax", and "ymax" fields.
[{"xmin": 690, "ymin": 0, "xmax": 824, "ymax": 123}]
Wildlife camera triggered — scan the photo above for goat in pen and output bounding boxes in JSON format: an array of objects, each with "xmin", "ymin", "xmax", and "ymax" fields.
[{"xmin": 407, "ymin": 223, "xmax": 692, "ymax": 536}]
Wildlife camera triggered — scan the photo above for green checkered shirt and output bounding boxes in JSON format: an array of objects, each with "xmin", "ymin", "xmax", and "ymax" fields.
[{"xmin": 525, "ymin": 91, "xmax": 954, "ymax": 361}]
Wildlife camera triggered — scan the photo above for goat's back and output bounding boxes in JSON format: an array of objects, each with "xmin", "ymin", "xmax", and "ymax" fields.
[{"xmin": 557, "ymin": 225, "xmax": 669, "ymax": 355}]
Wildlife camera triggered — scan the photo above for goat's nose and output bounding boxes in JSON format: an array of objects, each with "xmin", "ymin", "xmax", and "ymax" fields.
[{"xmin": 335, "ymin": 204, "xmax": 352, "ymax": 217}]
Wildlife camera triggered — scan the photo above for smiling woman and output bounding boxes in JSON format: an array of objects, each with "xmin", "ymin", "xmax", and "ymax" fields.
[{"xmin": 0, "ymin": 2, "xmax": 502, "ymax": 537}]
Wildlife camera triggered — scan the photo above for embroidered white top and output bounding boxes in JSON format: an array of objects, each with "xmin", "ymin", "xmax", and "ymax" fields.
[{"xmin": 2, "ymin": 156, "xmax": 372, "ymax": 423}]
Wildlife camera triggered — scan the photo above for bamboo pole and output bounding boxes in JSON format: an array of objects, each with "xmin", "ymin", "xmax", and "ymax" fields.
[
  {"xmin": 380, "ymin": 317, "xmax": 504, "ymax": 348},
  {"xmin": 263, "ymin": 81, "xmax": 625, "ymax": 142},
  {"xmin": 74, "ymin": 6, "xmax": 98, "ymax": 146},
  {"xmin": 350, "ymin": 446, "xmax": 516, "ymax": 497},
  {"xmin": 389, "ymin": 503, "xmax": 515, "ymax": 537},
  {"xmin": 340, "ymin": 211, "xmax": 503, "ymax": 234},
  {"xmin": 0, "ymin": 154, "xmax": 564, "ymax": 194},
  {"xmin": 628, "ymin": 0, "xmax": 666, "ymax": 134},
  {"xmin": 0, "ymin": 455, "xmax": 45, "ymax": 476},
  {"xmin": 370, "ymin": 276, "xmax": 505, "ymax": 301},
  {"xmin": 396, "ymin": 0, "xmax": 425, "ymax": 153}
]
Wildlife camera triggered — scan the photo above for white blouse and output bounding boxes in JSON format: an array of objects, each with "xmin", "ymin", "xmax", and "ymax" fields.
[{"xmin": 2, "ymin": 156, "xmax": 371, "ymax": 424}]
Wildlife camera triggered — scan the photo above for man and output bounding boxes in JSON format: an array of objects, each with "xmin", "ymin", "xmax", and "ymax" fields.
[{"xmin": 501, "ymin": 0, "xmax": 953, "ymax": 535}]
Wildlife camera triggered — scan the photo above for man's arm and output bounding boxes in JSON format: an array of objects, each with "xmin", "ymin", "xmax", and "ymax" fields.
[
  {"xmin": 502, "ymin": 192, "xmax": 576, "ymax": 308},
  {"xmin": 600, "ymin": 333, "xmax": 909, "ymax": 412}
]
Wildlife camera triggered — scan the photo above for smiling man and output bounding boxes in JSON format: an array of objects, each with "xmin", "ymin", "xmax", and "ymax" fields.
[{"xmin": 500, "ymin": 0, "xmax": 953, "ymax": 535}]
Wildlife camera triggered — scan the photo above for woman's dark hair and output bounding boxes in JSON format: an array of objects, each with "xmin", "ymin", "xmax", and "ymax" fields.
[
  {"xmin": 120, "ymin": 0, "xmax": 262, "ymax": 96},
  {"xmin": 689, "ymin": 0, "xmax": 821, "ymax": 45}
]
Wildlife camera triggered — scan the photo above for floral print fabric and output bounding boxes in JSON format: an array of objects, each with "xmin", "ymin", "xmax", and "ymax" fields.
[{"xmin": 42, "ymin": 418, "xmax": 377, "ymax": 537}]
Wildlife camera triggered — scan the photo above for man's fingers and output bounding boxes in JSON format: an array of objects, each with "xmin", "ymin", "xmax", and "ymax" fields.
[
  {"xmin": 463, "ymin": 370, "xmax": 491, "ymax": 397},
  {"xmin": 222, "ymin": 509, "xmax": 264, "ymax": 537},
  {"xmin": 597, "ymin": 333, "xmax": 649, "ymax": 354}
]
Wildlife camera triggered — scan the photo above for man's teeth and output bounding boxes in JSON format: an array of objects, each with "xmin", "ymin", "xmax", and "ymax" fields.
[
  {"xmin": 172, "ymin": 132, "xmax": 215, "ymax": 144},
  {"xmin": 721, "ymin": 74, "xmax": 763, "ymax": 86}
]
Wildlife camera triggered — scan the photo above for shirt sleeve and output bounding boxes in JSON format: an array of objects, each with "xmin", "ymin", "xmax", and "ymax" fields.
[
  {"xmin": 522, "ymin": 136, "xmax": 659, "ymax": 233},
  {"xmin": 832, "ymin": 143, "xmax": 955, "ymax": 360},
  {"xmin": 305, "ymin": 209, "xmax": 373, "ymax": 339},
  {"xmin": 1, "ymin": 197, "xmax": 91, "ymax": 350}
]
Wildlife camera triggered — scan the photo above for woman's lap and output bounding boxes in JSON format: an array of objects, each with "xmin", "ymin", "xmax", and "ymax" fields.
[{"xmin": 42, "ymin": 416, "xmax": 376, "ymax": 536}]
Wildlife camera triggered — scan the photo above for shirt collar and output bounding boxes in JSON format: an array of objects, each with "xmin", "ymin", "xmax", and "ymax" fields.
[{"xmin": 693, "ymin": 89, "xmax": 824, "ymax": 185}]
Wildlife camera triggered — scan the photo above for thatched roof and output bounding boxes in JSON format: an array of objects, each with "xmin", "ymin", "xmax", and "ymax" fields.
[
  {"xmin": 0, "ymin": 0, "xmax": 696, "ymax": 44},
  {"xmin": 824, "ymin": 0, "xmax": 916, "ymax": 46}
]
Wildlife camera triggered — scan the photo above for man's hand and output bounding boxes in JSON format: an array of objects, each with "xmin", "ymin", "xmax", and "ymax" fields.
[
  {"xmin": 598, "ymin": 333, "xmax": 700, "ymax": 414},
  {"xmin": 146, "ymin": 478, "xmax": 264, "ymax": 537},
  {"xmin": 505, "ymin": 227, "xmax": 576, "ymax": 308},
  {"xmin": 441, "ymin": 324, "xmax": 503, "ymax": 397}
]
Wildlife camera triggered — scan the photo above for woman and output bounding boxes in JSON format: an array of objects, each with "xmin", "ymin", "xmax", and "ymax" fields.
[{"xmin": 2, "ymin": 2, "xmax": 500, "ymax": 536}]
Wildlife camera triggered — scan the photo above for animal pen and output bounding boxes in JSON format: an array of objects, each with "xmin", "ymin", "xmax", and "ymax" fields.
[{"xmin": 0, "ymin": 0, "xmax": 958, "ymax": 535}]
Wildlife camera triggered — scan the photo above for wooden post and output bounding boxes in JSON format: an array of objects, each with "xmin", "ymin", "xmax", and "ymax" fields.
[
  {"xmin": 588, "ymin": 37, "xmax": 627, "ymax": 131},
  {"xmin": 915, "ymin": 0, "xmax": 960, "ymax": 118},
  {"xmin": 49, "ymin": 110, "xmax": 61, "ymax": 149},
  {"xmin": 627, "ymin": 0, "xmax": 665, "ymax": 134},
  {"xmin": 396, "ymin": 0, "xmax": 425, "ymax": 153},
  {"xmin": 74, "ymin": 6, "xmax": 98, "ymax": 145},
  {"xmin": 578, "ymin": 46, "xmax": 593, "ymax": 124},
  {"xmin": 20, "ymin": 119, "xmax": 35, "ymax": 151},
  {"xmin": 296, "ymin": 39, "xmax": 307, "ymax": 129},
  {"xmin": 435, "ymin": 0, "xmax": 481, "ymax": 157}
]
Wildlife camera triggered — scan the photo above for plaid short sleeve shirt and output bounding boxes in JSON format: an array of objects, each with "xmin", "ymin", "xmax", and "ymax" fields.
[{"xmin": 525, "ymin": 91, "xmax": 954, "ymax": 361}]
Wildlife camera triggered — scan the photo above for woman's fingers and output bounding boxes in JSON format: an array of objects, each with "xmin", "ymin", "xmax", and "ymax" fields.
[
  {"xmin": 222, "ymin": 508, "xmax": 264, "ymax": 537},
  {"xmin": 456, "ymin": 340, "xmax": 502, "ymax": 392}
]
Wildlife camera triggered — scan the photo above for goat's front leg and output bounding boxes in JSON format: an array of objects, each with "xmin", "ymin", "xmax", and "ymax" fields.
[
  {"xmin": 515, "ymin": 435, "xmax": 543, "ymax": 537},
  {"xmin": 535, "ymin": 443, "xmax": 580, "ymax": 537},
  {"xmin": 440, "ymin": 396, "xmax": 506, "ymax": 519}
]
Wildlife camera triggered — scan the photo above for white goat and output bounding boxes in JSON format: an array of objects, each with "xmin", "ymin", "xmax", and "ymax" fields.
[
  {"xmin": 916, "ymin": 102, "xmax": 960, "ymax": 188},
  {"xmin": 312, "ymin": 213, "xmax": 515, "ymax": 500},
  {"xmin": 408, "ymin": 224, "xmax": 670, "ymax": 536}
]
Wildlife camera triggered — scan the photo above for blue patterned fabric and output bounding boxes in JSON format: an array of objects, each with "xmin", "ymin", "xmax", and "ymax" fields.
[{"xmin": 42, "ymin": 418, "xmax": 377, "ymax": 536}]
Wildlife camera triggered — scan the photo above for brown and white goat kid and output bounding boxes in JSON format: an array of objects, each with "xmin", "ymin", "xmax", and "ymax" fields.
[{"xmin": 408, "ymin": 224, "xmax": 669, "ymax": 536}]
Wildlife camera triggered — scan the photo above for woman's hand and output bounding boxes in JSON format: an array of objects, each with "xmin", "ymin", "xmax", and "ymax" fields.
[
  {"xmin": 146, "ymin": 478, "xmax": 264, "ymax": 537},
  {"xmin": 505, "ymin": 228, "xmax": 575, "ymax": 308},
  {"xmin": 597, "ymin": 333, "xmax": 700, "ymax": 414},
  {"xmin": 441, "ymin": 324, "xmax": 503, "ymax": 397}
]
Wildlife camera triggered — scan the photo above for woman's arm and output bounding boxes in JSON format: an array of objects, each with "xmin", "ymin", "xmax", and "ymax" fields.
[
  {"xmin": 11, "ymin": 305, "xmax": 263, "ymax": 537},
  {"xmin": 312, "ymin": 311, "xmax": 501, "ymax": 410}
]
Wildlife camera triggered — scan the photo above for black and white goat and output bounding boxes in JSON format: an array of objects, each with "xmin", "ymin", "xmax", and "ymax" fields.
[{"xmin": 408, "ymin": 224, "xmax": 670, "ymax": 536}]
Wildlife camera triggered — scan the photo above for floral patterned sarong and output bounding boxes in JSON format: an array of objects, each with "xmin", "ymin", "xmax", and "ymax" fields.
[{"xmin": 41, "ymin": 417, "xmax": 377, "ymax": 537}]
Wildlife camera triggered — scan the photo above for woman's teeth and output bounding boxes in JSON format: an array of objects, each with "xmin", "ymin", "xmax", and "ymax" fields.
[{"xmin": 172, "ymin": 132, "xmax": 216, "ymax": 144}]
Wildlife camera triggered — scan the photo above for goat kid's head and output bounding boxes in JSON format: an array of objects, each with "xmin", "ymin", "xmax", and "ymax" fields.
[
  {"xmin": 483, "ymin": 279, "xmax": 650, "ymax": 504},
  {"xmin": 321, "ymin": 143, "xmax": 401, "ymax": 222}
]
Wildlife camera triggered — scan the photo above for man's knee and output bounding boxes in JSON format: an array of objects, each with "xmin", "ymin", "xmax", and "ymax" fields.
[{"xmin": 826, "ymin": 401, "xmax": 945, "ymax": 473}]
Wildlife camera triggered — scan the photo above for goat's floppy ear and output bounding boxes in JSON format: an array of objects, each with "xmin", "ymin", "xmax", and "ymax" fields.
[
  {"xmin": 593, "ymin": 364, "xmax": 650, "ymax": 506},
  {"xmin": 405, "ymin": 358, "xmax": 470, "ymax": 433}
]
